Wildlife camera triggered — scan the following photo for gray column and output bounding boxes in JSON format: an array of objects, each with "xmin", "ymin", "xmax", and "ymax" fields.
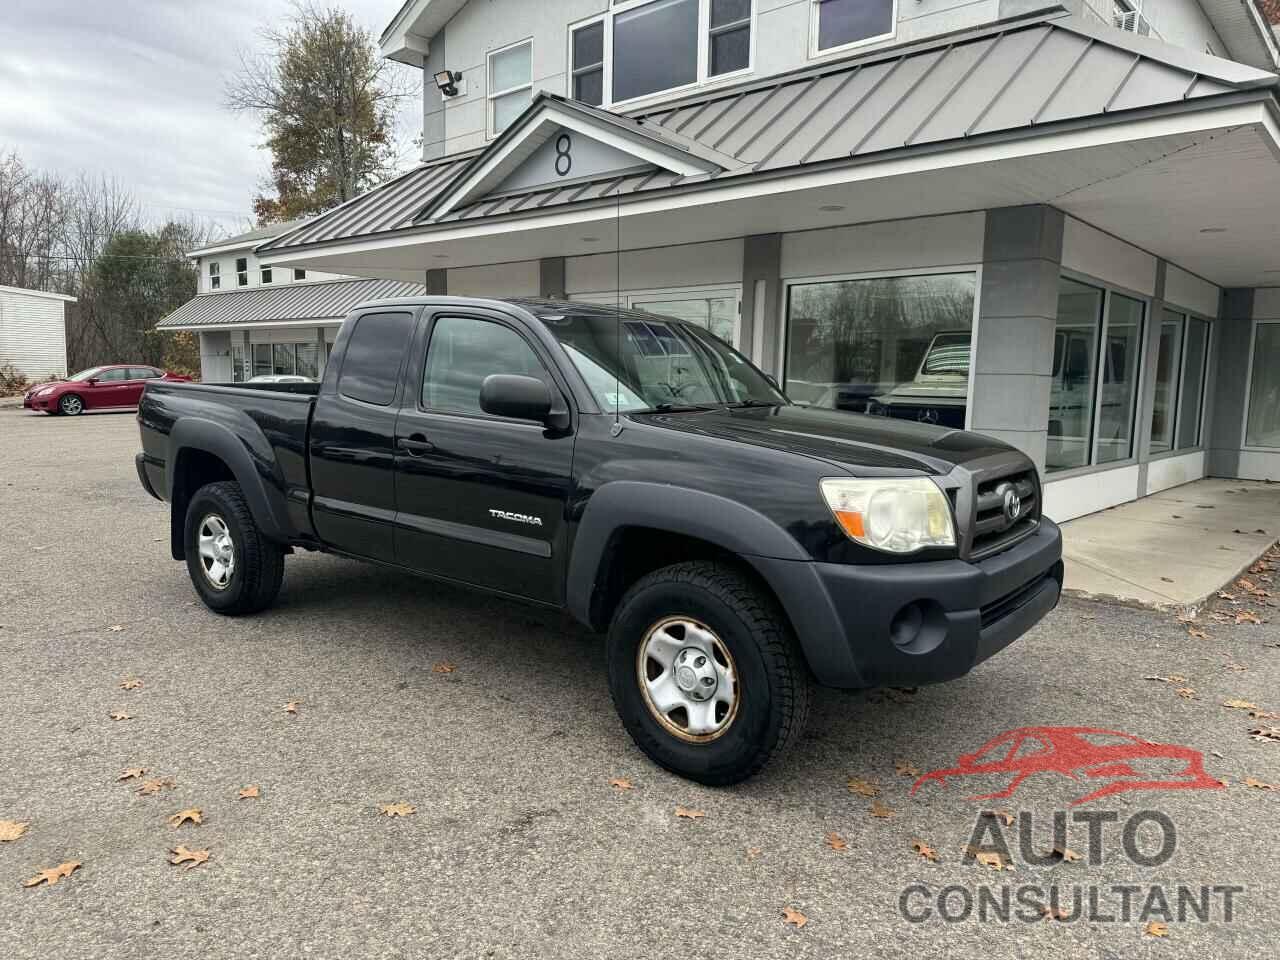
[
  {"xmin": 1134, "ymin": 261, "xmax": 1167, "ymax": 495},
  {"xmin": 539, "ymin": 257, "xmax": 566, "ymax": 299},
  {"xmin": 741, "ymin": 234, "xmax": 781, "ymax": 372},
  {"xmin": 1206, "ymin": 288, "xmax": 1255, "ymax": 479},
  {"xmin": 425, "ymin": 269, "xmax": 447, "ymax": 295},
  {"xmin": 970, "ymin": 205, "xmax": 1065, "ymax": 475}
]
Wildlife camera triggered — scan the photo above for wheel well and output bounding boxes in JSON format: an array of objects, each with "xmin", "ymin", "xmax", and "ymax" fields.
[
  {"xmin": 169, "ymin": 448, "xmax": 236, "ymax": 560},
  {"xmin": 587, "ymin": 526, "xmax": 788, "ymax": 633}
]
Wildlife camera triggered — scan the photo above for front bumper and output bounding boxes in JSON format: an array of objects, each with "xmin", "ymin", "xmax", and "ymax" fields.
[{"xmin": 752, "ymin": 518, "xmax": 1063, "ymax": 688}]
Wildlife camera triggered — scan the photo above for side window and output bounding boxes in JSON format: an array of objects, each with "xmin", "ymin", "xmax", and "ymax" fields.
[
  {"xmin": 127, "ymin": 367, "xmax": 155, "ymax": 380},
  {"xmin": 98, "ymin": 368, "xmax": 127, "ymax": 382},
  {"xmin": 422, "ymin": 315, "xmax": 547, "ymax": 416},
  {"xmin": 338, "ymin": 312, "xmax": 416, "ymax": 406}
]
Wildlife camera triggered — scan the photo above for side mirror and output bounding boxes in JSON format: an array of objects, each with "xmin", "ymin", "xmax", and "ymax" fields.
[
  {"xmin": 480, "ymin": 374, "xmax": 553, "ymax": 423},
  {"xmin": 86, "ymin": 378, "xmax": 99, "ymax": 385}
]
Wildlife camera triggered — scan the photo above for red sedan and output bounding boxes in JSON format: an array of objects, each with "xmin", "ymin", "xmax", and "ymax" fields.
[{"xmin": 22, "ymin": 364, "xmax": 191, "ymax": 416}]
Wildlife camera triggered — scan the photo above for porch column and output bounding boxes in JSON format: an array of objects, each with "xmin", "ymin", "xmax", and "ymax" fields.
[
  {"xmin": 1206, "ymin": 288, "xmax": 1256, "ymax": 479},
  {"xmin": 539, "ymin": 257, "xmax": 566, "ymax": 299},
  {"xmin": 741, "ymin": 234, "xmax": 781, "ymax": 373},
  {"xmin": 425, "ymin": 269, "xmax": 447, "ymax": 295},
  {"xmin": 1134, "ymin": 262, "xmax": 1168, "ymax": 495},
  {"xmin": 970, "ymin": 205, "xmax": 1065, "ymax": 475}
]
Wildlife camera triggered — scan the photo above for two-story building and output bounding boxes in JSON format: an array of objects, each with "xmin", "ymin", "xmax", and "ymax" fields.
[
  {"xmin": 202, "ymin": 0, "xmax": 1280, "ymax": 521},
  {"xmin": 157, "ymin": 221, "xmax": 425, "ymax": 381}
]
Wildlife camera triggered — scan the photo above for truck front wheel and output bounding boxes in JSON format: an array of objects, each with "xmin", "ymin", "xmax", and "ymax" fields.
[
  {"xmin": 607, "ymin": 561, "xmax": 811, "ymax": 785},
  {"xmin": 183, "ymin": 481, "xmax": 284, "ymax": 616}
]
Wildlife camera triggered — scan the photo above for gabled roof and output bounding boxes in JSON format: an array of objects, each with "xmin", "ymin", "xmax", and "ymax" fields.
[
  {"xmin": 259, "ymin": 11, "xmax": 1279, "ymax": 255},
  {"xmin": 189, "ymin": 219, "xmax": 311, "ymax": 258},
  {"xmin": 155, "ymin": 278, "xmax": 426, "ymax": 329}
]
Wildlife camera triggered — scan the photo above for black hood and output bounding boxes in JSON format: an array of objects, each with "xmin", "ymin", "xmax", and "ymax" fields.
[{"xmin": 630, "ymin": 405, "xmax": 1014, "ymax": 475}]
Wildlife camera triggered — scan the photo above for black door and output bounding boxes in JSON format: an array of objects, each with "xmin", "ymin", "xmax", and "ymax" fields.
[
  {"xmin": 393, "ymin": 309, "xmax": 575, "ymax": 602},
  {"xmin": 309, "ymin": 309, "xmax": 417, "ymax": 562}
]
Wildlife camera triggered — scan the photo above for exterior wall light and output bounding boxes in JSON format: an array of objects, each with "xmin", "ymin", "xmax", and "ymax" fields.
[{"xmin": 434, "ymin": 70, "xmax": 461, "ymax": 97}]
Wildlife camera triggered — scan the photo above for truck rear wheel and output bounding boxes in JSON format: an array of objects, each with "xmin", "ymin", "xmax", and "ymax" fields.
[
  {"xmin": 607, "ymin": 561, "xmax": 811, "ymax": 785},
  {"xmin": 183, "ymin": 481, "xmax": 284, "ymax": 616}
]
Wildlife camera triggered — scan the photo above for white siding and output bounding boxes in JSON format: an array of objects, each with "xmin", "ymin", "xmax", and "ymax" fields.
[
  {"xmin": 566, "ymin": 240, "xmax": 742, "ymax": 294},
  {"xmin": 196, "ymin": 248, "xmax": 349, "ymax": 294},
  {"xmin": 0, "ymin": 286, "xmax": 70, "ymax": 379},
  {"xmin": 1062, "ymin": 216, "xmax": 1158, "ymax": 295},
  {"xmin": 779, "ymin": 212, "xmax": 985, "ymax": 279}
]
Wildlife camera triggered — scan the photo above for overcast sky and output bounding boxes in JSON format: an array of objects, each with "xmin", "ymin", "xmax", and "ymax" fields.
[{"xmin": 0, "ymin": 0, "xmax": 420, "ymax": 237}]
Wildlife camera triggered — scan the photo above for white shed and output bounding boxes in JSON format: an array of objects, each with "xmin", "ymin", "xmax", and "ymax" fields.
[{"xmin": 0, "ymin": 285, "xmax": 75, "ymax": 380}]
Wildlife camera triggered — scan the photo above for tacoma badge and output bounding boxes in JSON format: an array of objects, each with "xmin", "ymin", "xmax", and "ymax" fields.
[{"xmin": 489, "ymin": 509, "xmax": 543, "ymax": 527}]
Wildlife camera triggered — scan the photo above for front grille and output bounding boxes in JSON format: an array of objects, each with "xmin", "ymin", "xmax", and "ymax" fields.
[{"xmin": 960, "ymin": 464, "xmax": 1041, "ymax": 561}]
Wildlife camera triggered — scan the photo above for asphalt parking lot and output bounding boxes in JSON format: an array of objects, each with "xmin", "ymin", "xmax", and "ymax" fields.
[{"xmin": 1, "ymin": 408, "xmax": 1278, "ymax": 959}]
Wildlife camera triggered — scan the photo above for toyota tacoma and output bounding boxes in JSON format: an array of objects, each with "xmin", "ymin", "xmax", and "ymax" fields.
[{"xmin": 135, "ymin": 297, "xmax": 1062, "ymax": 785}]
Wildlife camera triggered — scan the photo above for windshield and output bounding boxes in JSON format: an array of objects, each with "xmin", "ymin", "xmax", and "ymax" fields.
[
  {"xmin": 68, "ymin": 367, "xmax": 106, "ymax": 382},
  {"xmin": 541, "ymin": 310, "xmax": 787, "ymax": 413},
  {"xmin": 920, "ymin": 333, "xmax": 971, "ymax": 376}
]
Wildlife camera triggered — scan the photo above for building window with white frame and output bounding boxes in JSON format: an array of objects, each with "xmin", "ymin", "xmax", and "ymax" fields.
[
  {"xmin": 236, "ymin": 257, "xmax": 249, "ymax": 287},
  {"xmin": 208, "ymin": 261, "xmax": 220, "ymax": 290},
  {"xmin": 1246, "ymin": 321, "xmax": 1280, "ymax": 448},
  {"xmin": 261, "ymin": 266, "xmax": 273, "ymax": 284},
  {"xmin": 570, "ymin": 0, "xmax": 754, "ymax": 108},
  {"xmin": 294, "ymin": 268, "xmax": 307, "ymax": 281},
  {"xmin": 813, "ymin": 0, "xmax": 896, "ymax": 55},
  {"xmin": 783, "ymin": 271, "xmax": 977, "ymax": 427},
  {"xmin": 488, "ymin": 39, "xmax": 533, "ymax": 136}
]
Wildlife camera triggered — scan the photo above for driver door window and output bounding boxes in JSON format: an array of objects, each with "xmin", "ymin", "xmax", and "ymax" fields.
[{"xmin": 421, "ymin": 315, "xmax": 549, "ymax": 416}]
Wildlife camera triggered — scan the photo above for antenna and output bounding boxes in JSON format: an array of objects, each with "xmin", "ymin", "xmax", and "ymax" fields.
[{"xmin": 611, "ymin": 184, "xmax": 623, "ymax": 436}]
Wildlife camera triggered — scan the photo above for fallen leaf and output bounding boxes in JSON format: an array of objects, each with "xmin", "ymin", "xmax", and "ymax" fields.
[
  {"xmin": 1250, "ymin": 726, "xmax": 1280, "ymax": 742},
  {"xmin": 982, "ymin": 809, "xmax": 1015, "ymax": 827},
  {"xmin": 137, "ymin": 777, "xmax": 175, "ymax": 796},
  {"xmin": 0, "ymin": 820, "xmax": 29, "ymax": 842},
  {"xmin": 1145, "ymin": 920, "xmax": 1169, "ymax": 938},
  {"xmin": 1223, "ymin": 699, "xmax": 1259, "ymax": 711},
  {"xmin": 119, "ymin": 678, "xmax": 143, "ymax": 690},
  {"xmin": 167, "ymin": 808, "xmax": 203, "ymax": 828},
  {"xmin": 169, "ymin": 845, "xmax": 211, "ymax": 870},
  {"xmin": 869, "ymin": 800, "xmax": 895, "ymax": 819},
  {"xmin": 745, "ymin": 846, "xmax": 762, "ymax": 859},
  {"xmin": 846, "ymin": 777, "xmax": 879, "ymax": 797},
  {"xmin": 825, "ymin": 832, "xmax": 848, "ymax": 851},
  {"xmin": 674, "ymin": 806, "xmax": 705, "ymax": 820},
  {"xmin": 911, "ymin": 839, "xmax": 938, "ymax": 862},
  {"xmin": 1175, "ymin": 687, "xmax": 1197, "ymax": 700},
  {"xmin": 109, "ymin": 625, "xmax": 124, "ymax": 632},
  {"xmin": 1218, "ymin": 592, "xmax": 1237, "ymax": 601},
  {"xmin": 1225, "ymin": 662, "xmax": 1248, "ymax": 672},
  {"xmin": 432, "ymin": 662, "xmax": 456, "ymax": 674},
  {"xmin": 1160, "ymin": 577, "xmax": 1174, "ymax": 583},
  {"xmin": 781, "ymin": 906, "xmax": 808, "ymax": 929},
  {"xmin": 117, "ymin": 767, "xmax": 146, "ymax": 781},
  {"xmin": 108, "ymin": 711, "xmax": 132, "ymax": 721},
  {"xmin": 283, "ymin": 700, "xmax": 300, "ymax": 714},
  {"xmin": 894, "ymin": 759, "xmax": 920, "ymax": 777},
  {"xmin": 378, "ymin": 802, "xmax": 415, "ymax": 817},
  {"xmin": 1243, "ymin": 776, "xmax": 1277, "ymax": 790},
  {"xmin": 966, "ymin": 845, "xmax": 1013, "ymax": 871},
  {"xmin": 1250, "ymin": 710, "xmax": 1280, "ymax": 720},
  {"xmin": 1187, "ymin": 627, "xmax": 1210, "ymax": 640},
  {"xmin": 608, "ymin": 777, "xmax": 634, "ymax": 791},
  {"xmin": 1238, "ymin": 578, "xmax": 1257, "ymax": 592},
  {"xmin": 1053, "ymin": 845, "xmax": 1082, "ymax": 862},
  {"xmin": 1236, "ymin": 611, "xmax": 1262, "ymax": 625},
  {"xmin": 1042, "ymin": 905, "xmax": 1070, "ymax": 922},
  {"xmin": 237, "ymin": 785, "xmax": 260, "ymax": 800},
  {"xmin": 23, "ymin": 861, "xmax": 80, "ymax": 887},
  {"xmin": 1144, "ymin": 675, "xmax": 1190, "ymax": 684}
]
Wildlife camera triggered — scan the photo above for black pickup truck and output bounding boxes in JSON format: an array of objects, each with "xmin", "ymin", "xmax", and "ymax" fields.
[{"xmin": 136, "ymin": 297, "xmax": 1062, "ymax": 784}]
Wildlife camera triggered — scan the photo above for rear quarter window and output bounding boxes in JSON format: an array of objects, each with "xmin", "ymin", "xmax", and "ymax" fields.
[{"xmin": 338, "ymin": 312, "xmax": 415, "ymax": 406}]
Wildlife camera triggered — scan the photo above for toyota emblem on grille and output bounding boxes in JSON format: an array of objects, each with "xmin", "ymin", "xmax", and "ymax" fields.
[{"xmin": 1000, "ymin": 484, "xmax": 1022, "ymax": 526}]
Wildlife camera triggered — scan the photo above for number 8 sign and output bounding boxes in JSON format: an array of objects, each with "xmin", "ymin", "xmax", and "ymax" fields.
[{"xmin": 555, "ymin": 133, "xmax": 572, "ymax": 177}]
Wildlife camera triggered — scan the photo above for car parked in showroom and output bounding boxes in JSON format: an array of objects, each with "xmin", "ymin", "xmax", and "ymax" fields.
[{"xmin": 23, "ymin": 364, "xmax": 191, "ymax": 415}]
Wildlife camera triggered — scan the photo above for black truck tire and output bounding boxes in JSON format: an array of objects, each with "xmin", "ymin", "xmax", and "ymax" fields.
[
  {"xmin": 607, "ymin": 560, "xmax": 811, "ymax": 785},
  {"xmin": 183, "ymin": 481, "xmax": 284, "ymax": 616}
]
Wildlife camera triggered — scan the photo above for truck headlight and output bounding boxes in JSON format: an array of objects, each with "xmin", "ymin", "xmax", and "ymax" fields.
[{"xmin": 819, "ymin": 477, "xmax": 955, "ymax": 554}]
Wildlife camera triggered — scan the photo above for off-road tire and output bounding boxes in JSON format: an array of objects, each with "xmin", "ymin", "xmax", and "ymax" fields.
[
  {"xmin": 184, "ymin": 481, "xmax": 284, "ymax": 615},
  {"xmin": 607, "ymin": 560, "xmax": 811, "ymax": 785}
]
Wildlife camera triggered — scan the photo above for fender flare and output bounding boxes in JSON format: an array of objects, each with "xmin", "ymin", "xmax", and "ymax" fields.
[
  {"xmin": 167, "ymin": 418, "xmax": 293, "ymax": 556},
  {"xmin": 565, "ymin": 481, "xmax": 809, "ymax": 629}
]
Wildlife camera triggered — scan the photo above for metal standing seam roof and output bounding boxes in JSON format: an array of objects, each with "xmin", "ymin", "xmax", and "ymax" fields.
[
  {"xmin": 155, "ymin": 278, "xmax": 426, "ymax": 329},
  {"xmin": 259, "ymin": 13, "xmax": 1278, "ymax": 251}
]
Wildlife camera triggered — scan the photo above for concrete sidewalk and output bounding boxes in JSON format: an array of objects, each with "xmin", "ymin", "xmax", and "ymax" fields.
[{"xmin": 1059, "ymin": 477, "xmax": 1280, "ymax": 609}]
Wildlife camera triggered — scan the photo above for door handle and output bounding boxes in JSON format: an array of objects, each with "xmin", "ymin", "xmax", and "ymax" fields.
[{"xmin": 397, "ymin": 434, "xmax": 433, "ymax": 456}]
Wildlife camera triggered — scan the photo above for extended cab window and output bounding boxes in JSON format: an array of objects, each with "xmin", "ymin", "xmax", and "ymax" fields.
[
  {"xmin": 338, "ymin": 311, "xmax": 415, "ymax": 406},
  {"xmin": 422, "ymin": 316, "xmax": 547, "ymax": 416}
]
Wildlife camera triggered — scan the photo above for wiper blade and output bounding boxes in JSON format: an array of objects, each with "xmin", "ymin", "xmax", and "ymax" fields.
[
  {"xmin": 646, "ymin": 402, "xmax": 716, "ymax": 413},
  {"xmin": 724, "ymin": 399, "xmax": 781, "ymax": 408}
]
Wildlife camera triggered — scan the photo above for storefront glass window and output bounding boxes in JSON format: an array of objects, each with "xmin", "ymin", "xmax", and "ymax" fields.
[
  {"xmin": 1176, "ymin": 318, "xmax": 1209, "ymax": 449},
  {"xmin": 252, "ymin": 343, "xmax": 272, "ymax": 379},
  {"xmin": 1246, "ymin": 322, "xmax": 1280, "ymax": 448},
  {"xmin": 1149, "ymin": 311, "xmax": 1185, "ymax": 454},
  {"xmin": 1096, "ymin": 292, "xmax": 1144, "ymax": 464},
  {"xmin": 783, "ymin": 272, "xmax": 976, "ymax": 427},
  {"xmin": 296, "ymin": 342, "xmax": 321, "ymax": 380},
  {"xmin": 633, "ymin": 296, "xmax": 737, "ymax": 347},
  {"xmin": 1047, "ymin": 279, "xmax": 1103, "ymax": 472}
]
